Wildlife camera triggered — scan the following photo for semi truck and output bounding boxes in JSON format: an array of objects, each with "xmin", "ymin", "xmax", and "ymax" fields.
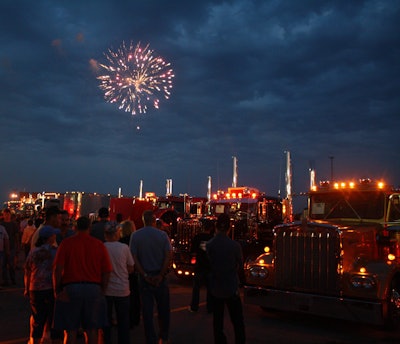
[
  {"xmin": 172, "ymin": 186, "xmax": 283, "ymax": 278},
  {"xmin": 244, "ymin": 178, "xmax": 400, "ymax": 327}
]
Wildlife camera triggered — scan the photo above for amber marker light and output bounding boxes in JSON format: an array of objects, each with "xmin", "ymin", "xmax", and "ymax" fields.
[
  {"xmin": 359, "ymin": 267, "xmax": 366, "ymax": 274},
  {"xmin": 264, "ymin": 246, "xmax": 270, "ymax": 253},
  {"xmin": 378, "ymin": 182, "xmax": 385, "ymax": 189},
  {"xmin": 388, "ymin": 253, "xmax": 396, "ymax": 261}
]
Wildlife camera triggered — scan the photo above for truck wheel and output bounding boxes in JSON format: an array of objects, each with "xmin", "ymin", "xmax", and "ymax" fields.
[{"xmin": 385, "ymin": 277, "xmax": 400, "ymax": 330}]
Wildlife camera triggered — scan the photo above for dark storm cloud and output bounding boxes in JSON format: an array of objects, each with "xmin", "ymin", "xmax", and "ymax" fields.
[{"xmin": 0, "ymin": 0, "xmax": 399, "ymax": 207}]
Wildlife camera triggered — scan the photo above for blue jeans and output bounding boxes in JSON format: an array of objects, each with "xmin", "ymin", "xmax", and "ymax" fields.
[
  {"xmin": 139, "ymin": 276, "xmax": 170, "ymax": 344},
  {"xmin": 104, "ymin": 295, "xmax": 130, "ymax": 344},
  {"xmin": 53, "ymin": 283, "xmax": 108, "ymax": 331},
  {"xmin": 129, "ymin": 272, "xmax": 141, "ymax": 326},
  {"xmin": 213, "ymin": 292, "xmax": 245, "ymax": 344}
]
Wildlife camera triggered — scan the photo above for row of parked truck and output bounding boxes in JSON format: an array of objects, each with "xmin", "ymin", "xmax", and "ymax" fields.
[{"xmin": 5, "ymin": 160, "xmax": 400, "ymax": 328}]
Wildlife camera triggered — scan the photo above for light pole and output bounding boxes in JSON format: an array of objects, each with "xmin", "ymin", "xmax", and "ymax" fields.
[
  {"xmin": 329, "ymin": 156, "xmax": 334, "ymax": 182},
  {"xmin": 179, "ymin": 193, "xmax": 188, "ymax": 218}
]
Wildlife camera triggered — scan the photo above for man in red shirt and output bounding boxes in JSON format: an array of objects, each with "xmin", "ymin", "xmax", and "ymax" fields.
[{"xmin": 53, "ymin": 216, "xmax": 113, "ymax": 344}]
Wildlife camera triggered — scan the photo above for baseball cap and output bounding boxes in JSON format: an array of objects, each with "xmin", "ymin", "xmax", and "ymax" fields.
[{"xmin": 39, "ymin": 226, "xmax": 60, "ymax": 238}]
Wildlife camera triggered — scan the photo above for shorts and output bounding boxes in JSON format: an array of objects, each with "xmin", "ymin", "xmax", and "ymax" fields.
[{"xmin": 53, "ymin": 283, "xmax": 108, "ymax": 331}]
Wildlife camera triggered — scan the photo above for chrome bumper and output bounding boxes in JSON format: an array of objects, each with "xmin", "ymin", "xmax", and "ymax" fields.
[{"xmin": 244, "ymin": 285, "xmax": 384, "ymax": 325}]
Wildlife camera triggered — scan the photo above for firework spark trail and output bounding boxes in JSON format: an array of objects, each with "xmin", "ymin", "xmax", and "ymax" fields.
[{"xmin": 97, "ymin": 41, "xmax": 174, "ymax": 115}]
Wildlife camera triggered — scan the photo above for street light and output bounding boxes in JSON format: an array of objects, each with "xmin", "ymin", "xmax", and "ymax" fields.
[{"xmin": 329, "ymin": 156, "xmax": 334, "ymax": 182}]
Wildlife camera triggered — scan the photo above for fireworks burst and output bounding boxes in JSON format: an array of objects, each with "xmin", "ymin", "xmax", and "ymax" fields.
[{"xmin": 97, "ymin": 41, "xmax": 174, "ymax": 115}]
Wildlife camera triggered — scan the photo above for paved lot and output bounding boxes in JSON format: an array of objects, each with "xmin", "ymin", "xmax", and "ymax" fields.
[
  {"xmin": 0, "ymin": 258, "xmax": 216, "ymax": 344},
  {"xmin": 2, "ymin": 253, "xmax": 400, "ymax": 344}
]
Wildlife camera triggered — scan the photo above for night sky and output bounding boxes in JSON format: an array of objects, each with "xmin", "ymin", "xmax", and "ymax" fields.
[{"xmin": 1, "ymin": 0, "xmax": 399, "ymax": 212}]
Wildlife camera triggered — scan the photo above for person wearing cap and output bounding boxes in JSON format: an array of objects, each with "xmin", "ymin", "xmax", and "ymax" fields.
[
  {"xmin": 30, "ymin": 206, "xmax": 61, "ymax": 250},
  {"xmin": 206, "ymin": 213, "xmax": 245, "ymax": 344},
  {"xmin": 90, "ymin": 207, "xmax": 109, "ymax": 242},
  {"xmin": 52, "ymin": 216, "xmax": 113, "ymax": 344},
  {"xmin": 24, "ymin": 225, "xmax": 63, "ymax": 344},
  {"xmin": 103, "ymin": 221, "xmax": 134, "ymax": 344},
  {"xmin": 26, "ymin": 206, "xmax": 61, "ymax": 343}
]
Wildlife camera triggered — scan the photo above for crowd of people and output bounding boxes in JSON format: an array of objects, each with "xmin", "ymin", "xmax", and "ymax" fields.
[{"xmin": 0, "ymin": 206, "xmax": 246, "ymax": 344}]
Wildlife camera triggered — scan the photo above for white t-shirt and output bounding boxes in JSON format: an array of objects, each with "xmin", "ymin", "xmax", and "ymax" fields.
[{"xmin": 104, "ymin": 241, "xmax": 134, "ymax": 297}]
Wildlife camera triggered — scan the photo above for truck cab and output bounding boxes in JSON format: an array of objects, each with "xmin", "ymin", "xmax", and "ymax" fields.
[
  {"xmin": 172, "ymin": 186, "xmax": 282, "ymax": 278},
  {"xmin": 244, "ymin": 178, "xmax": 400, "ymax": 326}
]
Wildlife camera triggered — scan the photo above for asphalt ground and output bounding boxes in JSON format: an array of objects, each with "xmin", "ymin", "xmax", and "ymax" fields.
[
  {"xmin": 2, "ymin": 251, "xmax": 400, "ymax": 344},
  {"xmin": 0, "ymin": 251, "xmax": 216, "ymax": 344}
]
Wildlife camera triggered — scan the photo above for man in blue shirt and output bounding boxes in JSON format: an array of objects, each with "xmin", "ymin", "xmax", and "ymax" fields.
[
  {"xmin": 206, "ymin": 213, "xmax": 245, "ymax": 344},
  {"xmin": 129, "ymin": 210, "xmax": 172, "ymax": 344}
]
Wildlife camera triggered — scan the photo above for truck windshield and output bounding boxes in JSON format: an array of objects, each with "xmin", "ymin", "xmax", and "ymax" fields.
[
  {"xmin": 389, "ymin": 194, "xmax": 400, "ymax": 222},
  {"xmin": 309, "ymin": 191, "xmax": 385, "ymax": 220},
  {"xmin": 209, "ymin": 199, "xmax": 258, "ymax": 217}
]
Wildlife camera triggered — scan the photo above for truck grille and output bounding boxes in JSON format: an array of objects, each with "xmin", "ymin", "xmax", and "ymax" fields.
[
  {"xmin": 176, "ymin": 219, "xmax": 203, "ymax": 248},
  {"xmin": 274, "ymin": 223, "xmax": 340, "ymax": 295}
]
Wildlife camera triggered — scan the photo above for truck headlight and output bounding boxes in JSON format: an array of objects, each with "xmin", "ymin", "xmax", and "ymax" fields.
[
  {"xmin": 249, "ymin": 266, "xmax": 268, "ymax": 279},
  {"xmin": 350, "ymin": 275, "xmax": 376, "ymax": 289}
]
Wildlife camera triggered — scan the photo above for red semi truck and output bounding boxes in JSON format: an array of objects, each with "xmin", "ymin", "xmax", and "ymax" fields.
[{"xmin": 244, "ymin": 178, "xmax": 400, "ymax": 327}]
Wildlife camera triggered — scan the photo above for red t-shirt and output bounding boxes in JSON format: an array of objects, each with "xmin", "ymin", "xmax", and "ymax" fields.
[{"xmin": 54, "ymin": 232, "xmax": 113, "ymax": 285}]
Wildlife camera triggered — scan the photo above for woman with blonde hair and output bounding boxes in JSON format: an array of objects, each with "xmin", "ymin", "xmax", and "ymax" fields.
[
  {"xmin": 119, "ymin": 220, "xmax": 136, "ymax": 244},
  {"xmin": 118, "ymin": 220, "xmax": 140, "ymax": 328}
]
